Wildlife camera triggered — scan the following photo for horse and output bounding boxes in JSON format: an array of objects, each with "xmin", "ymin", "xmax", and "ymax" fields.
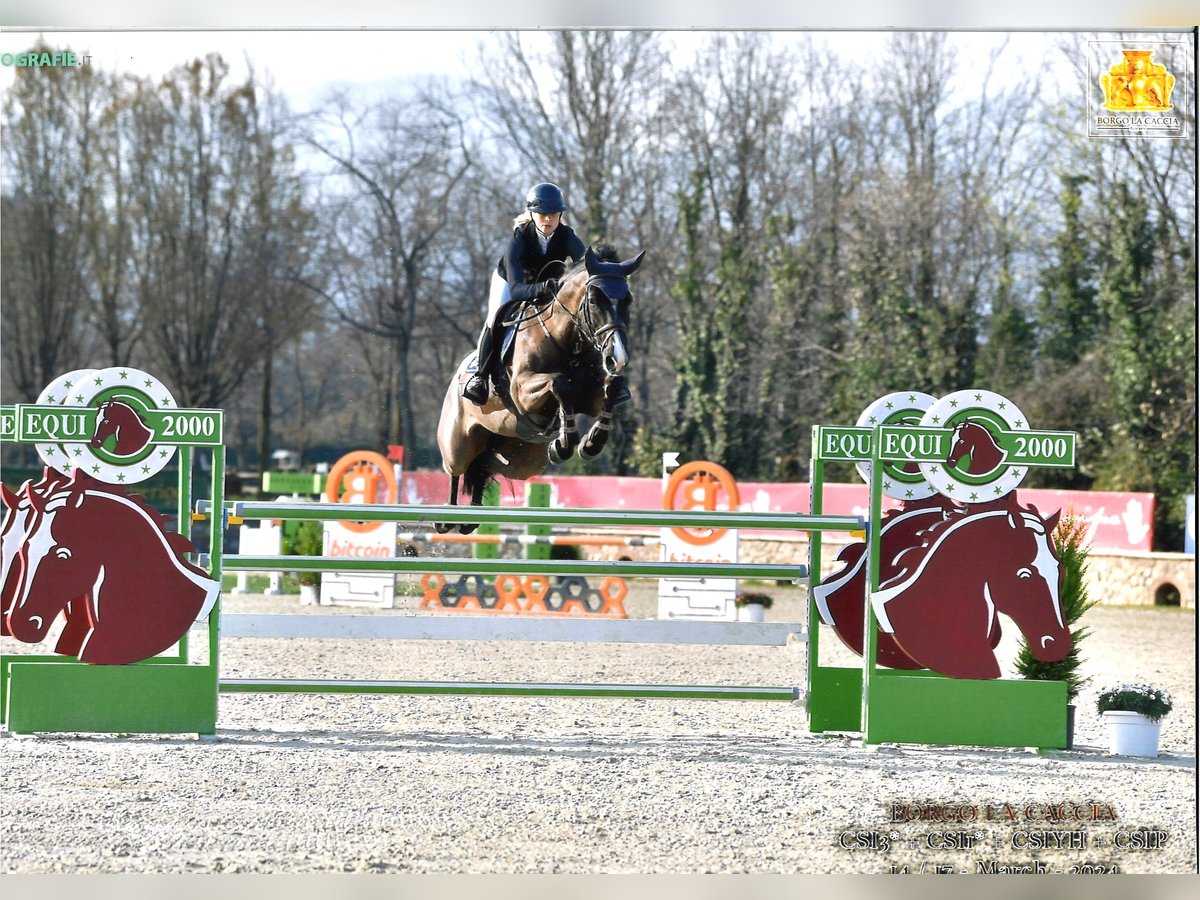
[
  {"xmin": 811, "ymin": 495, "xmax": 958, "ymax": 669},
  {"xmin": 436, "ymin": 245, "xmax": 645, "ymax": 534},
  {"xmin": 946, "ymin": 419, "xmax": 1007, "ymax": 478},
  {"xmin": 4, "ymin": 469, "xmax": 220, "ymax": 665},
  {"xmin": 91, "ymin": 400, "xmax": 154, "ymax": 457},
  {"xmin": 870, "ymin": 494, "xmax": 1066, "ymax": 679}
]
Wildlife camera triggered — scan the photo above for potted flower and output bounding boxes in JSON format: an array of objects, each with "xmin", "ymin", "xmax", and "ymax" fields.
[
  {"xmin": 1096, "ymin": 684, "xmax": 1173, "ymax": 757},
  {"xmin": 284, "ymin": 520, "xmax": 324, "ymax": 605},
  {"xmin": 734, "ymin": 592, "xmax": 773, "ymax": 623},
  {"xmin": 1014, "ymin": 514, "xmax": 1097, "ymax": 748}
]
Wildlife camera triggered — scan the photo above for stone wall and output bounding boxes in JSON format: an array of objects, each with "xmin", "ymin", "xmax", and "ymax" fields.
[
  {"xmin": 1083, "ymin": 550, "xmax": 1195, "ymax": 609},
  {"xmin": 585, "ymin": 535, "xmax": 1196, "ymax": 610}
]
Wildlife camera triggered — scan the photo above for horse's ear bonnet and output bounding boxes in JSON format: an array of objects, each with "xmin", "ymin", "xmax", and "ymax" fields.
[
  {"xmin": 584, "ymin": 247, "xmax": 645, "ymax": 302},
  {"xmin": 584, "ymin": 246, "xmax": 645, "ymax": 278}
]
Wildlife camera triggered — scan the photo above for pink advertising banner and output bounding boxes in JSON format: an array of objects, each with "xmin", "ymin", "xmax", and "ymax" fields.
[{"xmin": 398, "ymin": 472, "xmax": 1154, "ymax": 552}]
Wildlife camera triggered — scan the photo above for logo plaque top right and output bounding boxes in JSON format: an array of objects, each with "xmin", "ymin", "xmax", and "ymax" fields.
[{"xmin": 1088, "ymin": 40, "xmax": 1190, "ymax": 140}]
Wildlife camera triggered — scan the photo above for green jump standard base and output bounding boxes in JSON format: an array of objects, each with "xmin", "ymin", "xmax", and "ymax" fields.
[
  {"xmin": 866, "ymin": 670, "xmax": 1067, "ymax": 749},
  {"xmin": 809, "ymin": 665, "xmax": 1068, "ymax": 749},
  {"xmin": 3, "ymin": 657, "xmax": 217, "ymax": 735}
]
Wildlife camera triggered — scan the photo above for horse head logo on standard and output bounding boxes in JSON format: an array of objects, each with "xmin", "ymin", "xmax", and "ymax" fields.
[
  {"xmin": 816, "ymin": 389, "xmax": 1075, "ymax": 681},
  {"xmin": 2, "ymin": 367, "xmax": 221, "ymax": 664}
]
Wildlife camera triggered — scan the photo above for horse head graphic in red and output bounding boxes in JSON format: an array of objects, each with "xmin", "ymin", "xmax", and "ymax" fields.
[
  {"xmin": 946, "ymin": 419, "xmax": 1007, "ymax": 478},
  {"xmin": 812, "ymin": 494, "xmax": 959, "ymax": 669},
  {"xmin": 91, "ymin": 400, "xmax": 154, "ymax": 458},
  {"xmin": 2, "ymin": 469, "xmax": 76, "ymax": 639},
  {"xmin": 3, "ymin": 468, "xmax": 219, "ymax": 664},
  {"xmin": 870, "ymin": 493, "xmax": 1067, "ymax": 679}
]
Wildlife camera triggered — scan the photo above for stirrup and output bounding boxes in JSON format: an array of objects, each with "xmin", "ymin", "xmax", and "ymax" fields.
[{"xmin": 610, "ymin": 381, "xmax": 633, "ymax": 410}]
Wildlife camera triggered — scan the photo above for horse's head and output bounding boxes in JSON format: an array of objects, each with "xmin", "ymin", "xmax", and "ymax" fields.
[
  {"xmin": 3, "ymin": 471, "xmax": 74, "ymax": 629},
  {"xmin": 91, "ymin": 400, "xmax": 153, "ymax": 457},
  {"xmin": 4, "ymin": 480, "xmax": 95, "ymax": 644},
  {"xmin": 946, "ymin": 419, "xmax": 1006, "ymax": 477},
  {"xmin": 562, "ymin": 245, "xmax": 645, "ymax": 377},
  {"xmin": 4, "ymin": 469, "xmax": 218, "ymax": 663},
  {"xmin": 947, "ymin": 421, "xmax": 979, "ymax": 467},
  {"xmin": 989, "ymin": 506, "xmax": 1069, "ymax": 662},
  {"xmin": 872, "ymin": 499, "xmax": 1066, "ymax": 679}
]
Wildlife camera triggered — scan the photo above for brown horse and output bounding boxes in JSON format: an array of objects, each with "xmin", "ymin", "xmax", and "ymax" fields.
[{"xmin": 436, "ymin": 245, "xmax": 645, "ymax": 533}]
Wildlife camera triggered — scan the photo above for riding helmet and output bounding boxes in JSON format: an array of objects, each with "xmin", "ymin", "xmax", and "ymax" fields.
[{"xmin": 525, "ymin": 182, "xmax": 567, "ymax": 214}]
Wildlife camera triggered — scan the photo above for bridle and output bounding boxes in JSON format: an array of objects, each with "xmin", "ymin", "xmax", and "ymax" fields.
[{"xmin": 532, "ymin": 276, "xmax": 629, "ymax": 374}]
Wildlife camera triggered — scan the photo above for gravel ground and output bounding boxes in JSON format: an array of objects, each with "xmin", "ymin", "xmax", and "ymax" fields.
[{"xmin": 1, "ymin": 583, "xmax": 1195, "ymax": 874}]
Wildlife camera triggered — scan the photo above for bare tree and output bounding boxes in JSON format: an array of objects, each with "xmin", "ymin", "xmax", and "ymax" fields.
[
  {"xmin": 0, "ymin": 43, "xmax": 101, "ymax": 401},
  {"xmin": 121, "ymin": 55, "xmax": 316, "ymax": 409},
  {"xmin": 302, "ymin": 84, "xmax": 473, "ymax": 454}
]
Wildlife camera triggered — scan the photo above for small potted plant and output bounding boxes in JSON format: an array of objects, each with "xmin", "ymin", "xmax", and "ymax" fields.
[
  {"xmin": 1014, "ymin": 514, "xmax": 1097, "ymax": 747},
  {"xmin": 284, "ymin": 520, "xmax": 324, "ymax": 604},
  {"xmin": 1096, "ymin": 684, "xmax": 1173, "ymax": 757},
  {"xmin": 734, "ymin": 591, "xmax": 773, "ymax": 622}
]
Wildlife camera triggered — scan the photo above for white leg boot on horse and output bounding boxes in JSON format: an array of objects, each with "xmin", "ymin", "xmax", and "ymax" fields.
[
  {"xmin": 547, "ymin": 373, "xmax": 580, "ymax": 464},
  {"xmin": 579, "ymin": 375, "xmax": 622, "ymax": 460}
]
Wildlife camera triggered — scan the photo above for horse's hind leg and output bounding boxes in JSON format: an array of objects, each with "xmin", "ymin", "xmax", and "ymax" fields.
[
  {"xmin": 457, "ymin": 457, "xmax": 493, "ymax": 536},
  {"xmin": 434, "ymin": 475, "xmax": 461, "ymax": 534}
]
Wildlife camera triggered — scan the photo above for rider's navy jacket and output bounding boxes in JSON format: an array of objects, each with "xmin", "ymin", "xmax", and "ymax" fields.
[{"xmin": 498, "ymin": 220, "xmax": 586, "ymax": 304}]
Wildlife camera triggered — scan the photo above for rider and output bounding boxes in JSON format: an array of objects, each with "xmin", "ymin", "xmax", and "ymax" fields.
[{"xmin": 461, "ymin": 182, "xmax": 632, "ymax": 410}]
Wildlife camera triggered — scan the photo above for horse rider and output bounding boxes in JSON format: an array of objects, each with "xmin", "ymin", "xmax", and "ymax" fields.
[{"xmin": 461, "ymin": 182, "xmax": 632, "ymax": 411}]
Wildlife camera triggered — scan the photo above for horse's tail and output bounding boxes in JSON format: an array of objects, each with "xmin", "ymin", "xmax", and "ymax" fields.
[{"xmin": 464, "ymin": 452, "xmax": 495, "ymax": 505}]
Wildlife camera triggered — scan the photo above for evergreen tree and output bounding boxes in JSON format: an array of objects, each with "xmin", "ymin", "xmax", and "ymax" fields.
[
  {"xmin": 1094, "ymin": 183, "xmax": 1196, "ymax": 549},
  {"xmin": 1036, "ymin": 175, "xmax": 1100, "ymax": 369}
]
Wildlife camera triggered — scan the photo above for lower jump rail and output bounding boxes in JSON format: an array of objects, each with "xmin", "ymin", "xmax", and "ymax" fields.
[
  {"xmin": 219, "ymin": 679, "xmax": 799, "ymax": 702},
  {"xmin": 220, "ymin": 614, "xmax": 806, "ymax": 645},
  {"xmin": 221, "ymin": 555, "xmax": 807, "ymax": 581}
]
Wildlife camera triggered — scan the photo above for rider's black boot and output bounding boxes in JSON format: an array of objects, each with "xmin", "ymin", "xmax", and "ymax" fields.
[{"xmin": 462, "ymin": 325, "xmax": 495, "ymax": 404}]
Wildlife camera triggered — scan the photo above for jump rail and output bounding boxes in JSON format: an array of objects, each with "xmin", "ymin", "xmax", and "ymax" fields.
[
  {"xmin": 196, "ymin": 500, "xmax": 865, "ymax": 534},
  {"xmin": 220, "ymin": 679, "xmax": 799, "ymax": 702},
  {"xmin": 220, "ymin": 614, "xmax": 805, "ymax": 645},
  {"xmin": 222, "ymin": 555, "xmax": 806, "ymax": 580}
]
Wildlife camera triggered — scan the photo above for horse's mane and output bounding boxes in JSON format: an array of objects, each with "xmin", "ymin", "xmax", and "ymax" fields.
[
  {"xmin": 884, "ymin": 492, "xmax": 1050, "ymax": 585},
  {"xmin": 41, "ymin": 469, "xmax": 202, "ymax": 569},
  {"xmin": 563, "ymin": 243, "xmax": 620, "ymax": 283}
]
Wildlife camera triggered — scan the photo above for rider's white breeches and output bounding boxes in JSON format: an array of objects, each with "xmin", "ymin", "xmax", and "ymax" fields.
[{"xmin": 485, "ymin": 271, "xmax": 512, "ymax": 327}]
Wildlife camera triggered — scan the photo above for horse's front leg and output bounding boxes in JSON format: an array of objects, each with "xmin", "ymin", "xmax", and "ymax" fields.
[
  {"xmin": 579, "ymin": 378, "xmax": 616, "ymax": 460},
  {"xmin": 547, "ymin": 373, "xmax": 580, "ymax": 463}
]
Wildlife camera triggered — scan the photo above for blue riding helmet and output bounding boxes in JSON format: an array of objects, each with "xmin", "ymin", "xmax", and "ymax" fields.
[{"xmin": 525, "ymin": 182, "xmax": 567, "ymax": 214}]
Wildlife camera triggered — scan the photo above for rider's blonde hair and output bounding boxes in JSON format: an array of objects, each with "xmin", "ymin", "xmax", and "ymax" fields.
[{"xmin": 512, "ymin": 210, "xmax": 534, "ymax": 228}]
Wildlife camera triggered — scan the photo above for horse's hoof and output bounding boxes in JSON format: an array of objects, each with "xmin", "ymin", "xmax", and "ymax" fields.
[
  {"xmin": 459, "ymin": 522, "xmax": 479, "ymax": 536},
  {"xmin": 433, "ymin": 521, "xmax": 454, "ymax": 534},
  {"xmin": 549, "ymin": 441, "xmax": 575, "ymax": 464}
]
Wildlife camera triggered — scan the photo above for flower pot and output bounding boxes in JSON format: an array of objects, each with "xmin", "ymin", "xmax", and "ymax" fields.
[
  {"xmin": 737, "ymin": 603, "xmax": 766, "ymax": 622},
  {"xmin": 1066, "ymin": 704, "xmax": 1076, "ymax": 749},
  {"xmin": 1102, "ymin": 710, "xmax": 1162, "ymax": 757},
  {"xmin": 299, "ymin": 583, "xmax": 320, "ymax": 606}
]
